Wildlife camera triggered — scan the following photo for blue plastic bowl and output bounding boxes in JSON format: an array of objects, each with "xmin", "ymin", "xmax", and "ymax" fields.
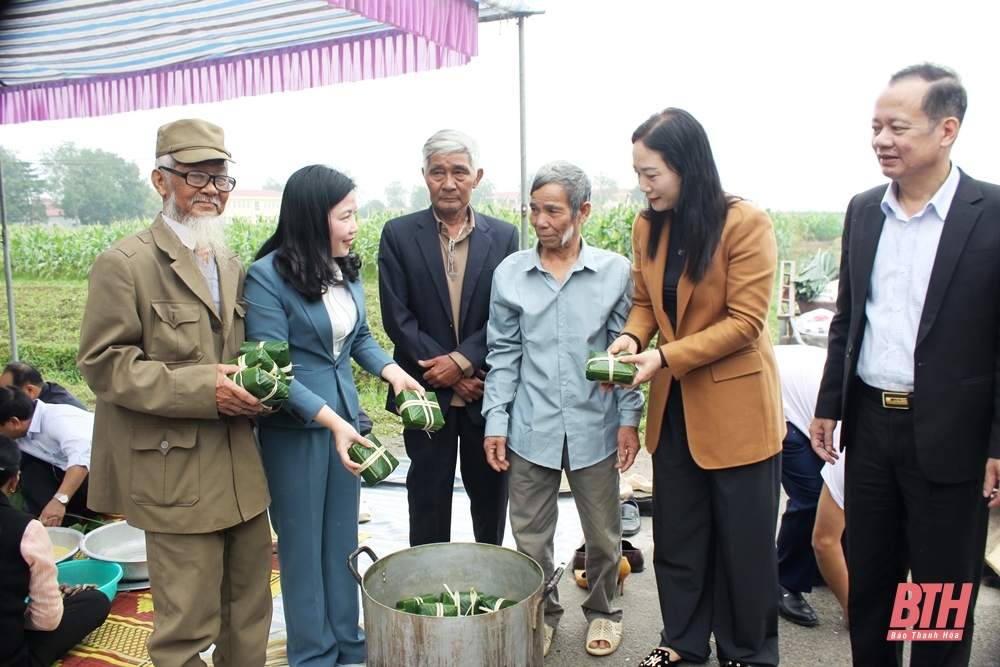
[{"xmin": 57, "ymin": 559, "xmax": 123, "ymax": 601}]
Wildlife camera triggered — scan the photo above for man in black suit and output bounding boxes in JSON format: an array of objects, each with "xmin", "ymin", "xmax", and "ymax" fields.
[
  {"xmin": 0, "ymin": 362, "xmax": 87, "ymax": 411},
  {"xmin": 379, "ymin": 129, "xmax": 518, "ymax": 546},
  {"xmin": 811, "ymin": 64, "xmax": 1000, "ymax": 666}
]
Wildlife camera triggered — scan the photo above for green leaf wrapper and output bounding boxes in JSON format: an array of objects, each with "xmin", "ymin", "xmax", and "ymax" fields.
[
  {"xmin": 227, "ymin": 346, "xmax": 283, "ymax": 380},
  {"xmin": 476, "ymin": 595, "xmax": 518, "ymax": 613},
  {"xmin": 395, "ymin": 594, "xmax": 439, "ymax": 614},
  {"xmin": 347, "ymin": 434, "xmax": 399, "ymax": 487},
  {"xmin": 239, "ymin": 341, "xmax": 292, "ymax": 377},
  {"xmin": 417, "ymin": 603, "xmax": 458, "ymax": 617},
  {"xmin": 439, "ymin": 590, "xmax": 481, "ymax": 616},
  {"xmin": 228, "ymin": 366, "xmax": 289, "ymax": 408},
  {"xmin": 584, "ymin": 350, "xmax": 637, "ymax": 384},
  {"xmin": 393, "ymin": 390, "xmax": 445, "ymax": 432}
]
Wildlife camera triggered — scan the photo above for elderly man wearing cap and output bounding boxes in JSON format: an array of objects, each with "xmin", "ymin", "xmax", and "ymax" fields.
[{"xmin": 77, "ymin": 119, "xmax": 273, "ymax": 667}]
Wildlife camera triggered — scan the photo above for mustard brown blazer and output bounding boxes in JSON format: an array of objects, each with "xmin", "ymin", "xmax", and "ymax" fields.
[
  {"xmin": 622, "ymin": 200, "xmax": 784, "ymax": 468},
  {"xmin": 77, "ymin": 216, "xmax": 270, "ymax": 534}
]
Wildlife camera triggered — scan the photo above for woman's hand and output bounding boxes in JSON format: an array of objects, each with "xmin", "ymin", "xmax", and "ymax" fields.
[
  {"xmin": 608, "ymin": 335, "xmax": 638, "ymax": 356},
  {"xmin": 382, "ymin": 363, "xmax": 425, "ymax": 398},
  {"xmin": 313, "ymin": 405, "xmax": 369, "ymax": 476},
  {"xmin": 616, "ymin": 348, "xmax": 663, "ymax": 387}
]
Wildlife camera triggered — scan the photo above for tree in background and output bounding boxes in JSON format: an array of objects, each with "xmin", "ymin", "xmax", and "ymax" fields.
[
  {"xmin": 359, "ymin": 199, "xmax": 386, "ymax": 217},
  {"xmin": 629, "ymin": 183, "xmax": 645, "ymax": 207},
  {"xmin": 409, "ymin": 185, "xmax": 430, "ymax": 211},
  {"xmin": 0, "ymin": 148, "xmax": 46, "ymax": 224},
  {"xmin": 40, "ymin": 142, "xmax": 160, "ymax": 225},
  {"xmin": 262, "ymin": 177, "xmax": 284, "ymax": 192},
  {"xmin": 470, "ymin": 178, "xmax": 495, "ymax": 209},
  {"xmin": 591, "ymin": 172, "xmax": 621, "ymax": 210},
  {"xmin": 384, "ymin": 181, "xmax": 408, "ymax": 208}
]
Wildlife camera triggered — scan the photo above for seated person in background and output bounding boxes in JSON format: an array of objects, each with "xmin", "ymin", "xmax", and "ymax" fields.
[
  {"xmin": 0, "ymin": 434, "xmax": 110, "ymax": 667},
  {"xmin": 773, "ymin": 344, "xmax": 830, "ymax": 627},
  {"xmin": 813, "ymin": 450, "xmax": 848, "ymax": 626},
  {"xmin": 1, "ymin": 361, "xmax": 87, "ymax": 411},
  {"xmin": 0, "ymin": 386, "xmax": 94, "ymax": 527}
]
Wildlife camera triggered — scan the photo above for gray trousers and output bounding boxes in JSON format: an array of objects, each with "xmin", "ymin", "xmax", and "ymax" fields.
[{"xmin": 507, "ymin": 445, "xmax": 623, "ymax": 628}]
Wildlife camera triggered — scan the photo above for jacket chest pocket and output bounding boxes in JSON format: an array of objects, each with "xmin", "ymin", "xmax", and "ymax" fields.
[
  {"xmin": 150, "ymin": 301, "xmax": 205, "ymax": 365},
  {"xmin": 129, "ymin": 425, "xmax": 200, "ymax": 507}
]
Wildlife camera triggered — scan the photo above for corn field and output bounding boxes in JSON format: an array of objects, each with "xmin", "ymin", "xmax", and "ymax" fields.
[{"xmin": 1, "ymin": 206, "xmax": 840, "ymax": 280}]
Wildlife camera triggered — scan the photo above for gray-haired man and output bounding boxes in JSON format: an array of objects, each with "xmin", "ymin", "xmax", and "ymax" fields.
[
  {"xmin": 379, "ymin": 129, "xmax": 518, "ymax": 547},
  {"xmin": 483, "ymin": 160, "xmax": 643, "ymax": 658}
]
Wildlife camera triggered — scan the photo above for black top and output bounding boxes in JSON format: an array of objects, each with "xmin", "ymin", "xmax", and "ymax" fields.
[
  {"xmin": 0, "ymin": 493, "xmax": 34, "ymax": 665},
  {"xmin": 662, "ymin": 221, "xmax": 685, "ymax": 330}
]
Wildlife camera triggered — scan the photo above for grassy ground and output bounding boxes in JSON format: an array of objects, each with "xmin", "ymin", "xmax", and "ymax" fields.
[{"xmin": 0, "ymin": 272, "xmax": 399, "ymax": 436}]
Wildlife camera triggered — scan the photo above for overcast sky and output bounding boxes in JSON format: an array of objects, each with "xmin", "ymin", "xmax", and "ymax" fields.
[{"xmin": 2, "ymin": 0, "xmax": 999, "ymax": 211}]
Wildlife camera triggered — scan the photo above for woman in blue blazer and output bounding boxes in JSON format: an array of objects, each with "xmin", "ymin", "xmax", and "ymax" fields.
[{"xmin": 244, "ymin": 165, "xmax": 421, "ymax": 667}]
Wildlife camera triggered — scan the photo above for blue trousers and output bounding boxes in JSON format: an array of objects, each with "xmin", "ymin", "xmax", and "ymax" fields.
[
  {"xmin": 776, "ymin": 421, "xmax": 824, "ymax": 593},
  {"xmin": 259, "ymin": 425, "xmax": 364, "ymax": 667}
]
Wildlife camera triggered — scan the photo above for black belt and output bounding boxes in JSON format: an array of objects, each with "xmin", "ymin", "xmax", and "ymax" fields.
[{"xmin": 859, "ymin": 381, "xmax": 912, "ymax": 410}]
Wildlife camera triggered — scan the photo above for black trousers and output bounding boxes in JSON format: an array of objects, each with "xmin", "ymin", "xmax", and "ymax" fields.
[
  {"xmin": 404, "ymin": 406, "xmax": 507, "ymax": 546},
  {"xmin": 776, "ymin": 421, "xmax": 824, "ymax": 593},
  {"xmin": 845, "ymin": 393, "xmax": 990, "ymax": 667},
  {"xmin": 19, "ymin": 452, "xmax": 93, "ymax": 527},
  {"xmin": 20, "ymin": 589, "xmax": 110, "ymax": 667},
  {"xmin": 652, "ymin": 381, "xmax": 781, "ymax": 665}
]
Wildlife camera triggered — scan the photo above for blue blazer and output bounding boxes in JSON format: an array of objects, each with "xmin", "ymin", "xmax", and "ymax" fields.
[{"xmin": 244, "ymin": 252, "xmax": 393, "ymax": 430}]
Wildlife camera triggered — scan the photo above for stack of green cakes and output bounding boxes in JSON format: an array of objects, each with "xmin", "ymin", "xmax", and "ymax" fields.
[
  {"xmin": 227, "ymin": 341, "xmax": 292, "ymax": 408},
  {"xmin": 394, "ymin": 587, "xmax": 518, "ymax": 617}
]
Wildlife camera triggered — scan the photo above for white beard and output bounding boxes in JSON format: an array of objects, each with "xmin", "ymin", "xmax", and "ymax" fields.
[{"xmin": 163, "ymin": 195, "xmax": 230, "ymax": 258}]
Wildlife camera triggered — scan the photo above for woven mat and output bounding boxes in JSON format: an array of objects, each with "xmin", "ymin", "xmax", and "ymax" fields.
[{"xmin": 56, "ymin": 555, "xmax": 281, "ymax": 667}]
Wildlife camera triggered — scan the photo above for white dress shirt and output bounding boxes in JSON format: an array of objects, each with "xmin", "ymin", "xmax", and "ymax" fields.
[
  {"xmin": 17, "ymin": 399, "xmax": 94, "ymax": 470},
  {"xmin": 857, "ymin": 163, "xmax": 961, "ymax": 391},
  {"xmin": 322, "ymin": 266, "xmax": 358, "ymax": 359}
]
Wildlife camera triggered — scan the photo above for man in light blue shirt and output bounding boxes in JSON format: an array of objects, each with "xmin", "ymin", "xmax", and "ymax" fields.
[{"xmin": 483, "ymin": 161, "xmax": 643, "ymax": 659}]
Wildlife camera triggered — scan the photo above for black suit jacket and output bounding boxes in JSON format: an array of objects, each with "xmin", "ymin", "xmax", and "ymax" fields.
[
  {"xmin": 378, "ymin": 207, "xmax": 519, "ymax": 424},
  {"xmin": 816, "ymin": 170, "xmax": 1000, "ymax": 483}
]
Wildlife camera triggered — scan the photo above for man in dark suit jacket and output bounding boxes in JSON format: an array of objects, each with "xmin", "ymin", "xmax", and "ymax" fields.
[
  {"xmin": 811, "ymin": 64, "xmax": 1000, "ymax": 666},
  {"xmin": 0, "ymin": 362, "xmax": 87, "ymax": 411},
  {"xmin": 379, "ymin": 129, "xmax": 518, "ymax": 546}
]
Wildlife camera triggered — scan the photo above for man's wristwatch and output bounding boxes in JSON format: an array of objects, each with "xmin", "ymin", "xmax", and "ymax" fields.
[{"xmin": 53, "ymin": 493, "xmax": 70, "ymax": 505}]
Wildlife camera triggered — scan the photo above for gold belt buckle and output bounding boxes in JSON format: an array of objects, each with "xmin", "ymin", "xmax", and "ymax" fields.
[{"xmin": 881, "ymin": 391, "xmax": 910, "ymax": 409}]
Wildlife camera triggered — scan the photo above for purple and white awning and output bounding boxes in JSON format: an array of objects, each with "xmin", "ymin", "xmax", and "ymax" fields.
[{"xmin": 0, "ymin": 0, "xmax": 533, "ymax": 124}]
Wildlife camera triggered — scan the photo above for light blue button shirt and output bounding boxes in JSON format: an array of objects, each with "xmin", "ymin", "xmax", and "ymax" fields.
[
  {"xmin": 858, "ymin": 163, "xmax": 960, "ymax": 391},
  {"xmin": 483, "ymin": 238, "xmax": 644, "ymax": 471}
]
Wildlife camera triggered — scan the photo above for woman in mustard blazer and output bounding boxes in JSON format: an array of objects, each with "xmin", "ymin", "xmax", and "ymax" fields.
[
  {"xmin": 244, "ymin": 165, "xmax": 421, "ymax": 667},
  {"xmin": 611, "ymin": 109, "xmax": 784, "ymax": 667}
]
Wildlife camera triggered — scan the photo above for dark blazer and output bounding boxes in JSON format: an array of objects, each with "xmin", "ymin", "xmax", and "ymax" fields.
[
  {"xmin": 816, "ymin": 171, "xmax": 1000, "ymax": 483},
  {"xmin": 379, "ymin": 208, "xmax": 518, "ymax": 424}
]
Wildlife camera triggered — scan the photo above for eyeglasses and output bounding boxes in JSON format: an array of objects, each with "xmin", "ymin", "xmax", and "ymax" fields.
[{"xmin": 159, "ymin": 166, "xmax": 236, "ymax": 192}]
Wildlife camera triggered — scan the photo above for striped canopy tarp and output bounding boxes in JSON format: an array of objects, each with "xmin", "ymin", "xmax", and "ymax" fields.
[{"xmin": 0, "ymin": 0, "xmax": 535, "ymax": 125}]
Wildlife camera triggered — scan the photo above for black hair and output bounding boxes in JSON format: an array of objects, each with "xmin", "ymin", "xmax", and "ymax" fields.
[
  {"xmin": 889, "ymin": 62, "xmax": 967, "ymax": 124},
  {"xmin": 0, "ymin": 385, "xmax": 33, "ymax": 425},
  {"xmin": 2, "ymin": 361, "xmax": 43, "ymax": 388},
  {"xmin": 254, "ymin": 165, "xmax": 361, "ymax": 301},
  {"xmin": 0, "ymin": 434, "xmax": 20, "ymax": 487},
  {"xmin": 632, "ymin": 108, "xmax": 736, "ymax": 283}
]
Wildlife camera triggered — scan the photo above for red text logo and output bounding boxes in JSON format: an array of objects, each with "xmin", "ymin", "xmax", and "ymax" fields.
[{"xmin": 886, "ymin": 583, "xmax": 971, "ymax": 641}]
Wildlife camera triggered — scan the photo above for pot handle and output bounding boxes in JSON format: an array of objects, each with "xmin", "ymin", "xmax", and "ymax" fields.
[
  {"xmin": 347, "ymin": 545, "xmax": 379, "ymax": 586},
  {"xmin": 532, "ymin": 565, "xmax": 565, "ymax": 629}
]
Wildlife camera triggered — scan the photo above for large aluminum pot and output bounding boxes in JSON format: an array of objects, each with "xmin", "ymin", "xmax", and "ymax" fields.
[
  {"xmin": 349, "ymin": 543, "xmax": 560, "ymax": 667},
  {"xmin": 80, "ymin": 520, "xmax": 148, "ymax": 582}
]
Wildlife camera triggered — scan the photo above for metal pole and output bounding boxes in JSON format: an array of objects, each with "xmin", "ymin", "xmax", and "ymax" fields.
[
  {"xmin": 0, "ymin": 150, "xmax": 17, "ymax": 361},
  {"xmin": 518, "ymin": 15, "xmax": 529, "ymax": 249}
]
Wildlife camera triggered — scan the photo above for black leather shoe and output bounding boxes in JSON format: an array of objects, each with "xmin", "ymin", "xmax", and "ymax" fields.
[{"xmin": 778, "ymin": 585, "xmax": 819, "ymax": 627}]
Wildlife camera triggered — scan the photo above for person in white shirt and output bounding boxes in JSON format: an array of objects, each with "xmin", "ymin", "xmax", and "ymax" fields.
[{"xmin": 0, "ymin": 385, "xmax": 93, "ymax": 527}]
